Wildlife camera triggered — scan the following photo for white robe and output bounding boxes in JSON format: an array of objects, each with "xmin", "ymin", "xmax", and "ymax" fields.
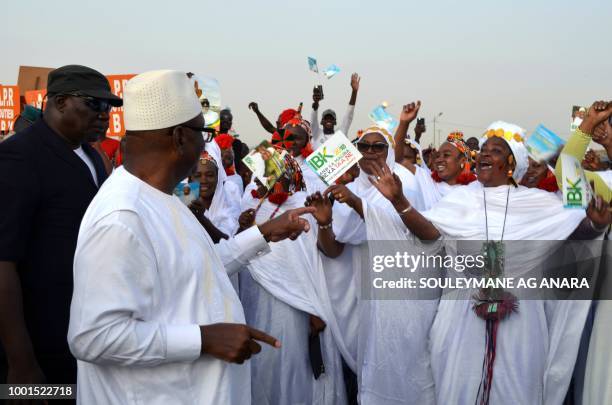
[
  {"xmin": 328, "ymin": 141, "xmax": 436, "ymax": 404},
  {"xmin": 205, "ymin": 140, "xmax": 240, "ymax": 235},
  {"xmin": 413, "ymin": 164, "xmax": 462, "ymax": 210},
  {"xmin": 69, "ymin": 166, "xmax": 271, "ymax": 405},
  {"xmin": 366, "ymin": 181, "xmax": 590, "ymax": 405},
  {"xmin": 240, "ymin": 192, "xmax": 348, "ymax": 405}
]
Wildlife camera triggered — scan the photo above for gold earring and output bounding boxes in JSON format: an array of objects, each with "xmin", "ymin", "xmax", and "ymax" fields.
[{"xmin": 507, "ymin": 169, "xmax": 513, "ymax": 177}]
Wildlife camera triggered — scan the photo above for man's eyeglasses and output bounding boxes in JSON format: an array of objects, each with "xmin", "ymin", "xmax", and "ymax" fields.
[
  {"xmin": 180, "ymin": 125, "xmax": 215, "ymax": 143},
  {"xmin": 60, "ymin": 93, "xmax": 114, "ymax": 113},
  {"xmin": 356, "ymin": 142, "xmax": 388, "ymax": 153}
]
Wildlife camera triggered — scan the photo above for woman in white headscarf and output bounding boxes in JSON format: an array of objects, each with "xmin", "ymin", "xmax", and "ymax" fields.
[
  {"xmin": 239, "ymin": 152, "xmax": 348, "ymax": 405},
  {"xmin": 189, "ymin": 150, "xmax": 238, "ymax": 241},
  {"xmin": 311, "ymin": 102, "xmax": 437, "ymax": 405},
  {"xmin": 365, "ymin": 121, "xmax": 611, "ymax": 405}
]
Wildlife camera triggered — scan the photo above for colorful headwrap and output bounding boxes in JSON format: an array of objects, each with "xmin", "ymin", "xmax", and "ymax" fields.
[
  {"xmin": 214, "ymin": 133, "xmax": 235, "ymax": 150},
  {"xmin": 446, "ymin": 131, "xmax": 472, "ymax": 161},
  {"xmin": 283, "ymin": 116, "xmax": 312, "ymax": 136},
  {"xmin": 199, "ymin": 150, "xmax": 218, "ymax": 167},
  {"xmin": 278, "ymin": 108, "xmax": 299, "ymax": 127},
  {"xmin": 271, "ymin": 115, "xmax": 313, "ymax": 157},
  {"xmin": 358, "ymin": 126, "xmax": 395, "ymax": 147},
  {"xmin": 480, "ymin": 121, "xmax": 529, "ymax": 183},
  {"xmin": 431, "ymin": 131, "xmax": 477, "ymax": 185},
  {"xmin": 214, "ymin": 133, "xmax": 236, "ymax": 175}
]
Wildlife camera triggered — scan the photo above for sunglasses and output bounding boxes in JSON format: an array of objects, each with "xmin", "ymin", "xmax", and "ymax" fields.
[
  {"xmin": 356, "ymin": 142, "xmax": 388, "ymax": 153},
  {"xmin": 62, "ymin": 93, "xmax": 114, "ymax": 113},
  {"xmin": 180, "ymin": 125, "xmax": 215, "ymax": 143}
]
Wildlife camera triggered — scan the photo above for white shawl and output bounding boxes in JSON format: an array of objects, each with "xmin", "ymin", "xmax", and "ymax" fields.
[{"xmin": 366, "ymin": 180, "xmax": 590, "ymax": 405}]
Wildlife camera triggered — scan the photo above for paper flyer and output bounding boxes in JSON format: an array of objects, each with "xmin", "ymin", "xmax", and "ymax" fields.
[
  {"xmin": 571, "ymin": 105, "xmax": 587, "ymax": 133},
  {"xmin": 174, "ymin": 181, "xmax": 199, "ymax": 206},
  {"xmin": 561, "ymin": 154, "xmax": 592, "ymax": 209},
  {"xmin": 242, "ymin": 143, "xmax": 288, "ymax": 190},
  {"xmin": 322, "ymin": 64, "xmax": 340, "ymax": 79},
  {"xmin": 369, "ymin": 104, "xmax": 398, "ymax": 134},
  {"xmin": 308, "ymin": 57, "xmax": 319, "ymax": 73},
  {"xmin": 305, "ymin": 131, "xmax": 363, "ymax": 185},
  {"xmin": 524, "ymin": 124, "xmax": 565, "ymax": 163}
]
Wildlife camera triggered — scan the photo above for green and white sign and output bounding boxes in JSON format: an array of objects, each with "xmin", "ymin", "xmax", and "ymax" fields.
[
  {"xmin": 306, "ymin": 131, "xmax": 362, "ymax": 186},
  {"xmin": 561, "ymin": 153, "xmax": 592, "ymax": 209}
]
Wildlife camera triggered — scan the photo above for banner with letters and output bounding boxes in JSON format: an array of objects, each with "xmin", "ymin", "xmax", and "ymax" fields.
[{"xmin": 0, "ymin": 85, "xmax": 20, "ymax": 132}]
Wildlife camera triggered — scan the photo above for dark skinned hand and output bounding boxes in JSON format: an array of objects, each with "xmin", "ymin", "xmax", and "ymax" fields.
[
  {"xmin": 324, "ymin": 184, "xmax": 358, "ymax": 207},
  {"xmin": 200, "ymin": 323, "xmax": 280, "ymax": 364},
  {"xmin": 368, "ymin": 163, "xmax": 405, "ymax": 205},
  {"xmin": 304, "ymin": 192, "xmax": 333, "ymax": 225},
  {"xmin": 257, "ymin": 206, "xmax": 316, "ymax": 242},
  {"xmin": 586, "ymin": 194, "xmax": 612, "ymax": 229},
  {"xmin": 309, "ymin": 315, "xmax": 327, "ymax": 337},
  {"xmin": 399, "ymin": 101, "xmax": 421, "ymax": 124},
  {"xmin": 592, "ymin": 119, "xmax": 612, "ymax": 149},
  {"xmin": 579, "ymin": 101, "xmax": 612, "ymax": 135},
  {"xmin": 189, "ymin": 198, "xmax": 206, "ymax": 219},
  {"xmin": 238, "ymin": 209, "xmax": 256, "ymax": 231}
]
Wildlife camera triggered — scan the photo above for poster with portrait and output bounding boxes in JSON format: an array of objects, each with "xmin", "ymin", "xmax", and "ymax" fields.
[
  {"xmin": 571, "ymin": 105, "xmax": 587, "ymax": 133},
  {"xmin": 242, "ymin": 143, "xmax": 288, "ymax": 190}
]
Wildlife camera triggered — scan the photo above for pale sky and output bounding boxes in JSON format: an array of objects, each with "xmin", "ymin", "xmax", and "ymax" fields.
[{"xmin": 3, "ymin": 0, "xmax": 611, "ymax": 146}]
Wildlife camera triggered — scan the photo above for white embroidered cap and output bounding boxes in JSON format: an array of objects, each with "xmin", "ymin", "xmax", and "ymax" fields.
[
  {"xmin": 124, "ymin": 70, "xmax": 202, "ymax": 131},
  {"xmin": 480, "ymin": 121, "xmax": 529, "ymax": 183}
]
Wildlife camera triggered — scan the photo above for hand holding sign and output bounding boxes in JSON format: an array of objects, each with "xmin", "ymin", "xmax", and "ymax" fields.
[
  {"xmin": 586, "ymin": 193, "xmax": 612, "ymax": 231},
  {"xmin": 304, "ymin": 191, "xmax": 333, "ymax": 225},
  {"xmin": 580, "ymin": 100, "xmax": 612, "ymax": 135}
]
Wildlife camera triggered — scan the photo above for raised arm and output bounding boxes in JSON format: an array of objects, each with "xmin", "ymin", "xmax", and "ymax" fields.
[
  {"xmin": 592, "ymin": 118, "xmax": 612, "ymax": 166},
  {"xmin": 414, "ymin": 119, "xmax": 426, "ymax": 144},
  {"xmin": 339, "ymin": 73, "xmax": 360, "ymax": 136},
  {"xmin": 555, "ymin": 101, "xmax": 612, "ymax": 202},
  {"xmin": 394, "ymin": 102, "xmax": 421, "ymax": 170},
  {"xmin": 248, "ymin": 102, "xmax": 277, "ymax": 134},
  {"xmin": 369, "ymin": 163, "xmax": 441, "ymax": 241},
  {"xmin": 311, "ymin": 87, "xmax": 322, "ymax": 144}
]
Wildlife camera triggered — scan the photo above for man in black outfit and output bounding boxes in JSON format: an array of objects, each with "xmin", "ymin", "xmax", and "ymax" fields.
[{"xmin": 0, "ymin": 65, "xmax": 122, "ymax": 391}]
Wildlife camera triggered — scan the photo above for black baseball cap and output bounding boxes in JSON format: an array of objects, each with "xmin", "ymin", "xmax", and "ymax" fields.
[
  {"xmin": 322, "ymin": 109, "xmax": 337, "ymax": 120},
  {"xmin": 47, "ymin": 65, "xmax": 123, "ymax": 107}
]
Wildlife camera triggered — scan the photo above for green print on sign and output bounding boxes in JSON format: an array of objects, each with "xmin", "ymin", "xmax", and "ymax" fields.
[
  {"xmin": 305, "ymin": 131, "xmax": 363, "ymax": 186},
  {"xmin": 565, "ymin": 178, "xmax": 583, "ymax": 207},
  {"xmin": 308, "ymin": 147, "xmax": 336, "ymax": 169},
  {"xmin": 561, "ymin": 153, "xmax": 591, "ymax": 209}
]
